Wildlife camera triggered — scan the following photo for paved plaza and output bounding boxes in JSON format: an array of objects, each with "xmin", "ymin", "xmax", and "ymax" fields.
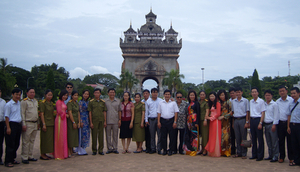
[{"xmin": 0, "ymin": 131, "xmax": 299, "ymax": 172}]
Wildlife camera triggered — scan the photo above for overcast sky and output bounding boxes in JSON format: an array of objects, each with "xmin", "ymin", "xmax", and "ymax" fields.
[{"xmin": 1, "ymin": 0, "xmax": 300, "ymax": 90}]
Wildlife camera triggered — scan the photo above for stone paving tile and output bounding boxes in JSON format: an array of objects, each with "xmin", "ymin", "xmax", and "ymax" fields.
[{"xmin": 0, "ymin": 131, "xmax": 299, "ymax": 172}]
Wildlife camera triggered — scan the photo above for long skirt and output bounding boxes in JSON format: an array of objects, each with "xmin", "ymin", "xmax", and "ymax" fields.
[
  {"xmin": 132, "ymin": 123, "xmax": 145, "ymax": 142},
  {"xmin": 54, "ymin": 115, "xmax": 68, "ymax": 159},
  {"xmin": 205, "ymin": 119, "xmax": 221, "ymax": 157},
  {"xmin": 40, "ymin": 126, "xmax": 54, "ymax": 154},
  {"xmin": 67, "ymin": 118, "xmax": 79, "ymax": 148}
]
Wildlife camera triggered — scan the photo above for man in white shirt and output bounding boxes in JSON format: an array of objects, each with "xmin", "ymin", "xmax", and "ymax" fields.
[
  {"xmin": 142, "ymin": 89, "xmax": 151, "ymax": 153},
  {"xmin": 249, "ymin": 87, "xmax": 266, "ymax": 161},
  {"xmin": 287, "ymin": 87, "xmax": 300, "ymax": 166},
  {"xmin": 263, "ymin": 90, "xmax": 279, "ymax": 162},
  {"xmin": 145, "ymin": 88, "xmax": 163, "ymax": 154},
  {"xmin": 229, "ymin": 87, "xmax": 237, "ymax": 156},
  {"xmin": 0, "ymin": 87, "xmax": 7, "ymax": 165},
  {"xmin": 276, "ymin": 86, "xmax": 294, "ymax": 163},
  {"xmin": 4, "ymin": 88, "xmax": 22, "ymax": 167},
  {"xmin": 157, "ymin": 90, "xmax": 179, "ymax": 156},
  {"xmin": 231, "ymin": 87, "xmax": 249, "ymax": 159}
]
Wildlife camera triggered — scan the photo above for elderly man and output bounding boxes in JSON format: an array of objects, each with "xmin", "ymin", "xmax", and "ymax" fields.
[{"xmin": 21, "ymin": 88, "xmax": 39, "ymax": 164}]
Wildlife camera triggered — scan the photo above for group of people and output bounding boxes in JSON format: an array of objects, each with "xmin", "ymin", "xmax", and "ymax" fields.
[{"xmin": 0, "ymin": 83, "xmax": 300, "ymax": 168}]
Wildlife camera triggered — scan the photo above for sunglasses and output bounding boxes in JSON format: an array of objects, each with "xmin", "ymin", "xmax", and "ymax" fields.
[
  {"xmin": 177, "ymin": 97, "xmax": 182, "ymax": 98},
  {"xmin": 67, "ymin": 87, "xmax": 73, "ymax": 89}
]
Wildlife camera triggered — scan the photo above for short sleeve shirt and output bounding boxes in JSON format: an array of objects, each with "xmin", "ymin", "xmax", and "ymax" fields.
[
  {"xmin": 250, "ymin": 97, "xmax": 266, "ymax": 117},
  {"xmin": 67, "ymin": 100, "xmax": 80, "ymax": 123},
  {"xmin": 88, "ymin": 99, "xmax": 107, "ymax": 122},
  {"xmin": 39, "ymin": 100, "xmax": 55, "ymax": 126},
  {"xmin": 121, "ymin": 102, "xmax": 134, "ymax": 121}
]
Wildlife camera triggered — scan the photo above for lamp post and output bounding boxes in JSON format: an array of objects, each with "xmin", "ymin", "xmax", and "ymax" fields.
[
  {"xmin": 201, "ymin": 68, "xmax": 205, "ymax": 89},
  {"xmin": 27, "ymin": 76, "xmax": 34, "ymax": 89}
]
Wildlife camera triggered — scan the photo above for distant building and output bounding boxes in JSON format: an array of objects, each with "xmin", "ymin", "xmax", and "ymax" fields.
[
  {"xmin": 120, "ymin": 9, "xmax": 182, "ymax": 95},
  {"xmin": 86, "ymin": 83, "xmax": 105, "ymax": 90},
  {"xmin": 293, "ymin": 81, "xmax": 300, "ymax": 89}
]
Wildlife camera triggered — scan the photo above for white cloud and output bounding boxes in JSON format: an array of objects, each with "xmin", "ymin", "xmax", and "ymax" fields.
[
  {"xmin": 69, "ymin": 67, "xmax": 90, "ymax": 79},
  {"xmin": 89, "ymin": 66, "xmax": 110, "ymax": 74}
]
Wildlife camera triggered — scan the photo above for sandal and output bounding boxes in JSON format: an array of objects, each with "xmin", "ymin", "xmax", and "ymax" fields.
[
  {"xmin": 12, "ymin": 160, "xmax": 20, "ymax": 164},
  {"xmin": 289, "ymin": 161, "xmax": 297, "ymax": 166},
  {"xmin": 133, "ymin": 150, "xmax": 142, "ymax": 153},
  {"xmin": 122, "ymin": 150, "xmax": 126, "ymax": 154},
  {"xmin": 126, "ymin": 150, "xmax": 131, "ymax": 153},
  {"xmin": 40, "ymin": 156, "xmax": 50, "ymax": 160},
  {"xmin": 5, "ymin": 162, "xmax": 14, "ymax": 167}
]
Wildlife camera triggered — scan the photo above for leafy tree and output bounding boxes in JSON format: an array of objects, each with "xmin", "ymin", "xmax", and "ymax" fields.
[
  {"xmin": 251, "ymin": 69, "xmax": 262, "ymax": 97},
  {"xmin": 163, "ymin": 69, "xmax": 184, "ymax": 94},
  {"xmin": 0, "ymin": 58, "xmax": 16, "ymax": 98},
  {"xmin": 0, "ymin": 58, "xmax": 12, "ymax": 73},
  {"xmin": 204, "ymin": 79, "xmax": 229, "ymax": 92},
  {"xmin": 119, "ymin": 70, "xmax": 139, "ymax": 93},
  {"xmin": 181, "ymin": 82, "xmax": 198, "ymax": 93},
  {"xmin": 83, "ymin": 73, "xmax": 119, "ymax": 88},
  {"xmin": 46, "ymin": 69, "xmax": 55, "ymax": 91},
  {"xmin": 6, "ymin": 66, "xmax": 32, "ymax": 91},
  {"xmin": 31, "ymin": 63, "xmax": 69, "ymax": 98}
]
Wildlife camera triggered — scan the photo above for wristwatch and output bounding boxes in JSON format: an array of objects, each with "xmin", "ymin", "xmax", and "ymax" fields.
[
  {"xmin": 259, "ymin": 122, "xmax": 263, "ymax": 125},
  {"xmin": 174, "ymin": 122, "xmax": 177, "ymax": 124},
  {"xmin": 73, "ymin": 121, "xmax": 75, "ymax": 124},
  {"xmin": 246, "ymin": 121, "xmax": 249, "ymax": 124}
]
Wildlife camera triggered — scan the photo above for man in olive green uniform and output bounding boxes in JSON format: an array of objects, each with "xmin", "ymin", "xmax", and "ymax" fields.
[
  {"xmin": 88, "ymin": 88, "xmax": 107, "ymax": 155},
  {"xmin": 21, "ymin": 88, "xmax": 39, "ymax": 164}
]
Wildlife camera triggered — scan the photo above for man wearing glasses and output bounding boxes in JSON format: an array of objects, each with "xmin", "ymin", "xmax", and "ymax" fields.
[
  {"xmin": 64, "ymin": 82, "xmax": 73, "ymax": 105},
  {"xmin": 174, "ymin": 91, "xmax": 188, "ymax": 154}
]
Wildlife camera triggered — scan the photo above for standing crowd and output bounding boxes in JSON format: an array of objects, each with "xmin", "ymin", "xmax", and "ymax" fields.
[{"xmin": 0, "ymin": 82, "xmax": 300, "ymax": 168}]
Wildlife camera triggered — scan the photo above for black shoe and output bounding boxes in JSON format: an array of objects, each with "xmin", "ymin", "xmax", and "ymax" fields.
[
  {"xmin": 28, "ymin": 158, "xmax": 38, "ymax": 161},
  {"xmin": 98, "ymin": 152, "xmax": 104, "ymax": 155},
  {"xmin": 168, "ymin": 151, "xmax": 173, "ymax": 156},
  {"xmin": 157, "ymin": 151, "xmax": 162, "ymax": 155},
  {"xmin": 143, "ymin": 149, "xmax": 146, "ymax": 152},
  {"xmin": 172, "ymin": 151, "xmax": 177, "ymax": 154},
  {"xmin": 149, "ymin": 150, "xmax": 155, "ymax": 154},
  {"xmin": 162, "ymin": 151, "xmax": 167, "ymax": 155},
  {"xmin": 249, "ymin": 157, "xmax": 257, "ymax": 160},
  {"xmin": 270, "ymin": 159, "xmax": 278, "ymax": 162},
  {"xmin": 0, "ymin": 161, "xmax": 4, "ymax": 165},
  {"xmin": 92, "ymin": 152, "xmax": 97, "ymax": 155},
  {"xmin": 264, "ymin": 157, "xmax": 272, "ymax": 160},
  {"xmin": 256, "ymin": 158, "xmax": 263, "ymax": 161},
  {"xmin": 106, "ymin": 150, "xmax": 112, "ymax": 154},
  {"xmin": 179, "ymin": 151, "xmax": 184, "ymax": 155},
  {"xmin": 22, "ymin": 160, "xmax": 29, "ymax": 164},
  {"xmin": 113, "ymin": 150, "xmax": 119, "ymax": 154},
  {"xmin": 145, "ymin": 150, "xmax": 150, "ymax": 153}
]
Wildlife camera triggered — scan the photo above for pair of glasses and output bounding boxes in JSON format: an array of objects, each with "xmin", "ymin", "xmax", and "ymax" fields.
[
  {"xmin": 67, "ymin": 87, "xmax": 73, "ymax": 88},
  {"xmin": 177, "ymin": 97, "xmax": 182, "ymax": 98}
]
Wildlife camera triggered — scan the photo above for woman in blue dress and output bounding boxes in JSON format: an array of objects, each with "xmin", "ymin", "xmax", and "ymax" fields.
[{"xmin": 77, "ymin": 89, "xmax": 91, "ymax": 155}]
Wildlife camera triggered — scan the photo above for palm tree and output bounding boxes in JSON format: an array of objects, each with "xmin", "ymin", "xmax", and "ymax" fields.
[
  {"xmin": 163, "ymin": 69, "xmax": 184, "ymax": 94},
  {"xmin": 0, "ymin": 58, "xmax": 12, "ymax": 73},
  {"xmin": 119, "ymin": 69, "xmax": 139, "ymax": 92}
]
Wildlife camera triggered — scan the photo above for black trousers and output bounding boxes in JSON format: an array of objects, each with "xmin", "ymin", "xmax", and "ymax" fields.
[
  {"xmin": 230, "ymin": 117, "xmax": 236, "ymax": 154},
  {"xmin": 144, "ymin": 120, "xmax": 151, "ymax": 151},
  {"xmin": 5, "ymin": 122, "xmax": 22, "ymax": 164},
  {"xmin": 277, "ymin": 120, "xmax": 293, "ymax": 160},
  {"xmin": 175, "ymin": 128, "xmax": 185, "ymax": 153},
  {"xmin": 290, "ymin": 123, "xmax": 300, "ymax": 165},
  {"xmin": 160, "ymin": 117, "xmax": 176, "ymax": 151},
  {"xmin": 250, "ymin": 118, "xmax": 264, "ymax": 159},
  {"xmin": 0, "ymin": 121, "xmax": 5, "ymax": 162}
]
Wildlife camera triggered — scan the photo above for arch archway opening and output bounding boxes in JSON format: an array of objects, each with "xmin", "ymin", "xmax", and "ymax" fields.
[{"xmin": 142, "ymin": 77, "xmax": 159, "ymax": 91}]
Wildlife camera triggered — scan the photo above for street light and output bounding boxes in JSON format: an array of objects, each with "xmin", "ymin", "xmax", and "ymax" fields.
[
  {"xmin": 201, "ymin": 68, "xmax": 205, "ymax": 89},
  {"xmin": 27, "ymin": 76, "xmax": 34, "ymax": 89}
]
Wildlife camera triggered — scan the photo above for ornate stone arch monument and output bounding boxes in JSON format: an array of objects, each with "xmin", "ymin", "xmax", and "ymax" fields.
[{"xmin": 120, "ymin": 9, "xmax": 182, "ymax": 95}]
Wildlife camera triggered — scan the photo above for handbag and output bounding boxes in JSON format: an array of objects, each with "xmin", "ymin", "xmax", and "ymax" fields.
[{"xmin": 241, "ymin": 130, "xmax": 252, "ymax": 148}]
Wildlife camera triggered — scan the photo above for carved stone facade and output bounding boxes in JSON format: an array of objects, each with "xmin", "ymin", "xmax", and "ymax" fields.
[{"xmin": 120, "ymin": 9, "xmax": 182, "ymax": 95}]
